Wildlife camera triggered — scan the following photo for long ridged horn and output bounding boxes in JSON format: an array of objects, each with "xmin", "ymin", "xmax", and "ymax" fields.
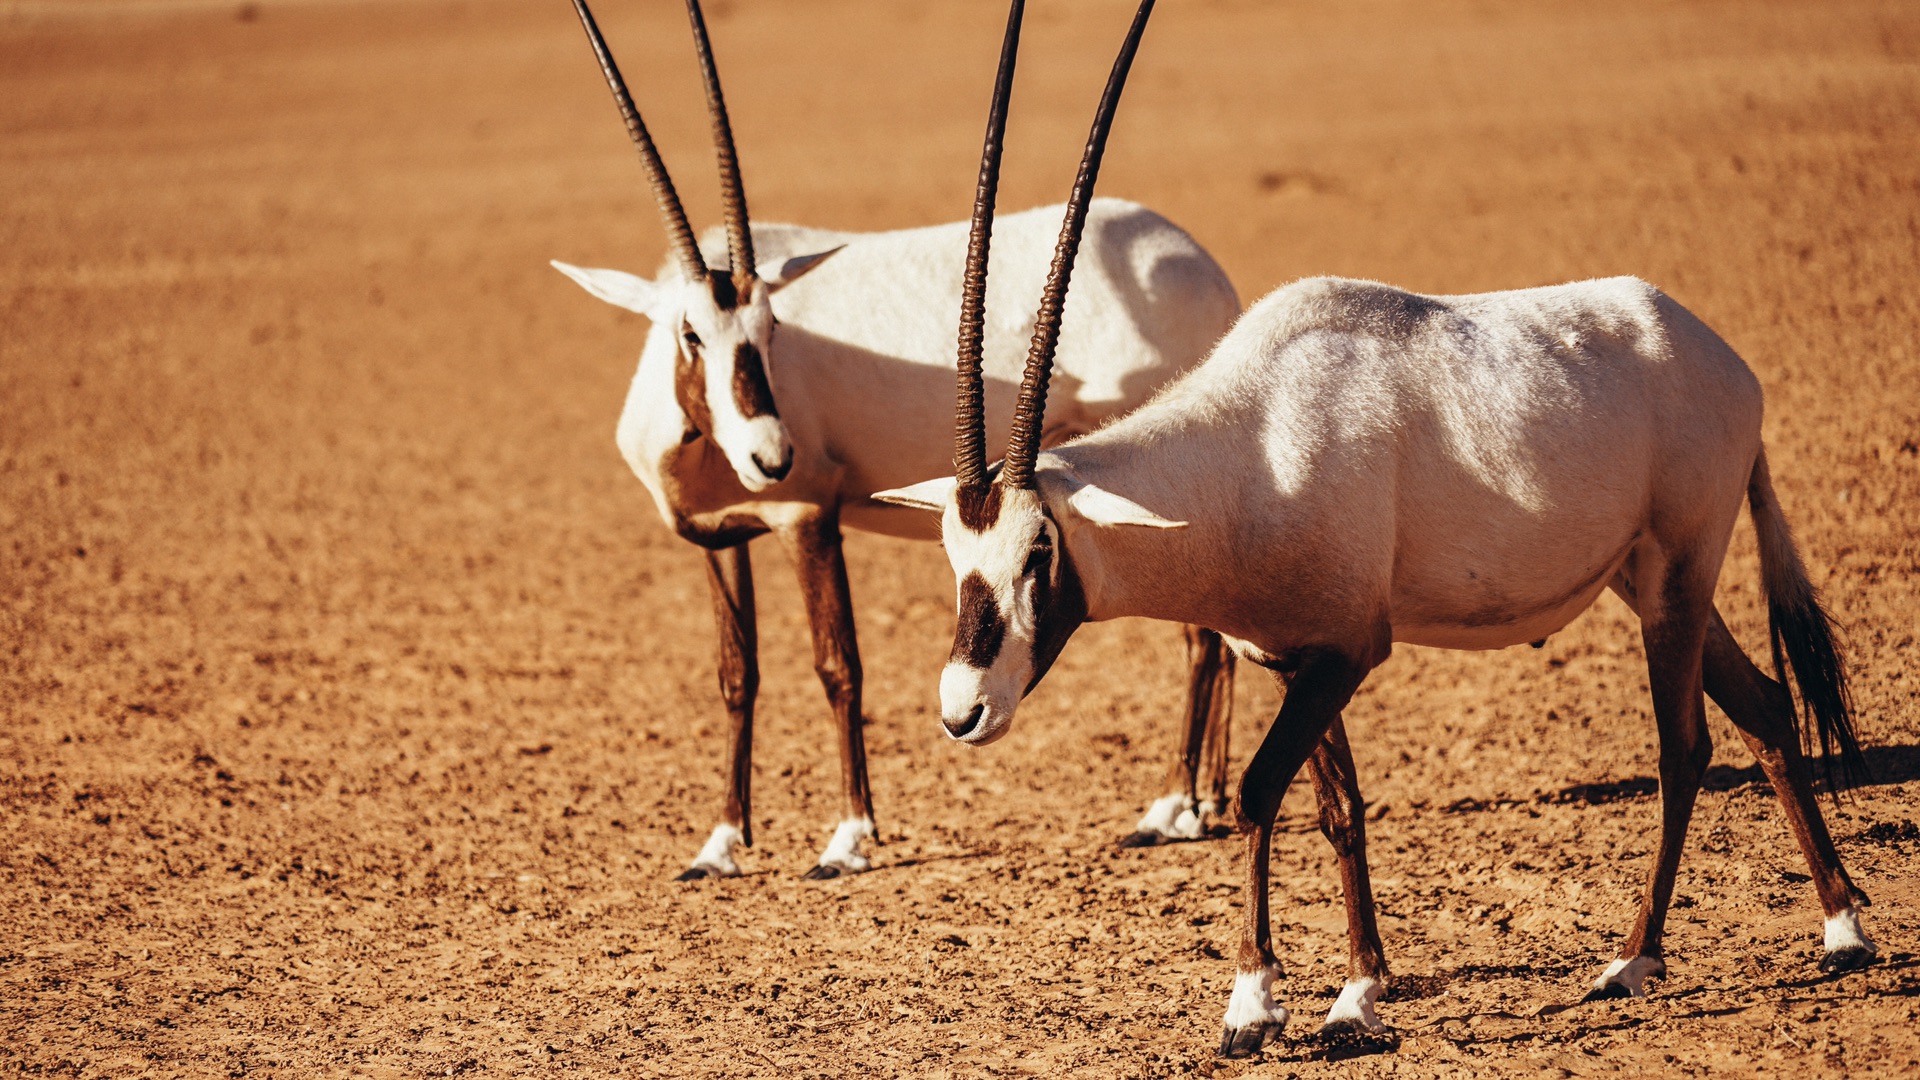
[
  {"xmin": 955, "ymin": 0, "xmax": 1027, "ymax": 490},
  {"xmin": 570, "ymin": 0, "xmax": 708, "ymax": 283},
  {"xmin": 684, "ymin": 0, "xmax": 754, "ymax": 287},
  {"xmin": 1002, "ymin": 0, "xmax": 1156, "ymax": 490}
]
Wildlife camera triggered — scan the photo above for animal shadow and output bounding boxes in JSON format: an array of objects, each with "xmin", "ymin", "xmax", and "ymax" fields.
[{"xmin": 1540, "ymin": 741, "xmax": 1920, "ymax": 806}]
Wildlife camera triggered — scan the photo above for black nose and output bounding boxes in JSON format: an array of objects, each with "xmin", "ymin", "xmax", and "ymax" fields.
[
  {"xmin": 752, "ymin": 448, "xmax": 792, "ymax": 482},
  {"xmin": 943, "ymin": 704, "xmax": 985, "ymax": 740}
]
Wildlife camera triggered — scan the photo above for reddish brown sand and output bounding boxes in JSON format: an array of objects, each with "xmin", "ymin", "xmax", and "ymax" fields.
[{"xmin": 4, "ymin": 0, "xmax": 1918, "ymax": 1075}]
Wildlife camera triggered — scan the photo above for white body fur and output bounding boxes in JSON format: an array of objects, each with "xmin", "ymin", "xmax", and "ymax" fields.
[
  {"xmin": 606, "ymin": 198, "xmax": 1238, "ymax": 542},
  {"xmin": 1039, "ymin": 274, "xmax": 1756, "ymax": 655}
]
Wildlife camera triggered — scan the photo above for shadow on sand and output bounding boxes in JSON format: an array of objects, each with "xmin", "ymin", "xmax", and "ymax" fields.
[{"xmin": 1535, "ymin": 742, "xmax": 1920, "ymax": 807}]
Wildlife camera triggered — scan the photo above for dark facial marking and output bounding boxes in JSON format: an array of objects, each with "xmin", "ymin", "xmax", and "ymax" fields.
[
  {"xmin": 956, "ymin": 482, "xmax": 1002, "ymax": 532},
  {"xmin": 674, "ymin": 336, "xmax": 714, "ymax": 436},
  {"xmin": 953, "ymin": 571, "xmax": 1006, "ymax": 670},
  {"xmin": 1026, "ymin": 517, "xmax": 1086, "ymax": 694},
  {"xmin": 709, "ymin": 274, "xmax": 740, "ymax": 312},
  {"xmin": 1023, "ymin": 525, "xmax": 1053, "ymax": 580},
  {"xmin": 730, "ymin": 341, "xmax": 778, "ymax": 419}
]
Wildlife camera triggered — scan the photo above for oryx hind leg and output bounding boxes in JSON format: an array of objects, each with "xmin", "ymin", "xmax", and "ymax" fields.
[
  {"xmin": 1586, "ymin": 549, "xmax": 1716, "ymax": 999},
  {"xmin": 1701, "ymin": 607, "xmax": 1875, "ymax": 969},
  {"xmin": 682, "ymin": 543, "xmax": 758, "ymax": 880},
  {"xmin": 778, "ymin": 508, "xmax": 876, "ymax": 880},
  {"xmin": 1125, "ymin": 626, "xmax": 1235, "ymax": 848}
]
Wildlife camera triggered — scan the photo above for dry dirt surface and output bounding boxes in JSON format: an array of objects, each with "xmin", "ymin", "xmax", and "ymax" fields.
[{"xmin": 4, "ymin": 0, "xmax": 1919, "ymax": 1076}]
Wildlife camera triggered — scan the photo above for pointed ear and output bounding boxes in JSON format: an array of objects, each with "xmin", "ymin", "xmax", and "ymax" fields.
[
  {"xmin": 1064, "ymin": 482, "xmax": 1186, "ymax": 529},
  {"xmin": 550, "ymin": 261, "xmax": 673, "ymax": 320},
  {"xmin": 763, "ymin": 246, "xmax": 846, "ymax": 292},
  {"xmin": 871, "ymin": 476, "xmax": 956, "ymax": 512}
]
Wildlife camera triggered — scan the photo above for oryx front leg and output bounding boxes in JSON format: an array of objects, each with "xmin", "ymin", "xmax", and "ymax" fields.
[
  {"xmin": 779, "ymin": 509, "xmax": 876, "ymax": 880},
  {"xmin": 1219, "ymin": 650, "xmax": 1371, "ymax": 1058},
  {"xmin": 681, "ymin": 543, "xmax": 758, "ymax": 881}
]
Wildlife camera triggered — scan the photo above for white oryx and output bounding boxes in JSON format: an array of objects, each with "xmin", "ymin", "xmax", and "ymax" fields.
[
  {"xmin": 554, "ymin": 0, "xmax": 1242, "ymax": 879},
  {"xmin": 878, "ymin": 0, "xmax": 1876, "ymax": 1057}
]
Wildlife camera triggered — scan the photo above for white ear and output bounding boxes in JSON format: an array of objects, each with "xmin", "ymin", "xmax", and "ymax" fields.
[
  {"xmin": 551, "ymin": 261, "xmax": 672, "ymax": 320},
  {"xmin": 763, "ymin": 246, "xmax": 845, "ymax": 292},
  {"xmin": 871, "ymin": 476, "xmax": 956, "ymax": 512},
  {"xmin": 1065, "ymin": 482, "xmax": 1186, "ymax": 528}
]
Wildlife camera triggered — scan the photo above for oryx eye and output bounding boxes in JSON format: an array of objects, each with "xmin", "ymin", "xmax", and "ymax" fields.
[
  {"xmin": 1023, "ymin": 533, "xmax": 1053, "ymax": 578},
  {"xmin": 682, "ymin": 328, "xmax": 702, "ymax": 350}
]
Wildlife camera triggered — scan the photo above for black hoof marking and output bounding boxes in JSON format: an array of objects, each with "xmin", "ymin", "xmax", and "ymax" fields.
[
  {"xmin": 674, "ymin": 867, "xmax": 711, "ymax": 882},
  {"xmin": 1308, "ymin": 1023, "xmax": 1399, "ymax": 1061},
  {"xmin": 1580, "ymin": 982, "xmax": 1633, "ymax": 1003},
  {"xmin": 802, "ymin": 864, "xmax": 842, "ymax": 881},
  {"xmin": 1119, "ymin": 831, "xmax": 1168, "ymax": 850},
  {"xmin": 1217, "ymin": 1024, "xmax": 1279, "ymax": 1059},
  {"xmin": 1820, "ymin": 947, "xmax": 1877, "ymax": 973}
]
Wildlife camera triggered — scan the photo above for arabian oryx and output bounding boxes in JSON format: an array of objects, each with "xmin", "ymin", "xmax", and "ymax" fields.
[
  {"xmin": 877, "ymin": 0, "xmax": 1877, "ymax": 1057},
  {"xmin": 552, "ymin": 0, "xmax": 1244, "ymax": 879}
]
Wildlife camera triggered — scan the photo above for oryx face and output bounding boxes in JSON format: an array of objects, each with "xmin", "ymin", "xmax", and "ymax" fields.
[
  {"xmin": 937, "ymin": 484, "xmax": 1064, "ymax": 745},
  {"xmin": 671, "ymin": 272, "xmax": 790, "ymax": 492},
  {"xmin": 876, "ymin": 467, "xmax": 1185, "ymax": 747},
  {"xmin": 553, "ymin": 250, "xmax": 840, "ymax": 494}
]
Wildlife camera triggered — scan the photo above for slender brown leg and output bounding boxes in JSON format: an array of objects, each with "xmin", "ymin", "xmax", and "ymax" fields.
[
  {"xmin": 776, "ymin": 508, "xmax": 875, "ymax": 879},
  {"xmin": 1305, "ymin": 718, "xmax": 1390, "ymax": 1031},
  {"xmin": 1702, "ymin": 607, "xmax": 1876, "ymax": 968},
  {"xmin": 1220, "ymin": 650, "xmax": 1373, "ymax": 1058},
  {"xmin": 1589, "ymin": 555, "xmax": 1713, "ymax": 999},
  {"xmin": 1124, "ymin": 626, "xmax": 1234, "ymax": 847},
  {"xmin": 1199, "ymin": 633, "xmax": 1235, "ymax": 823},
  {"xmin": 679, "ymin": 543, "xmax": 758, "ymax": 881}
]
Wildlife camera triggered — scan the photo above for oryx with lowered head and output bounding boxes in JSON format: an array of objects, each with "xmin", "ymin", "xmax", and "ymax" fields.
[
  {"xmin": 878, "ymin": 0, "xmax": 1877, "ymax": 1055},
  {"xmin": 554, "ymin": 0, "xmax": 1245, "ymax": 879}
]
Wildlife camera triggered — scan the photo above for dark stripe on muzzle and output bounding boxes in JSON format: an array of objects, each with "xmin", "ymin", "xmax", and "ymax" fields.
[
  {"xmin": 953, "ymin": 571, "xmax": 1006, "ymax": 670},
  {"xmin": 731, "ymin": 341, "xmax": 777, "ymax": 419}
]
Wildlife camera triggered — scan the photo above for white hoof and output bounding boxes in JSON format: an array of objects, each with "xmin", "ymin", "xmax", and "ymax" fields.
[
  {"xmin": 1218, "ymin": 966, "xmax": 1289, "ymax": 1057},
  {"xmin": 1321, "ymin": 976, "xmax": 1386, "ymax": 1033},
  {"xmin": 810, "ymin": 817, "xmax": 874, "ymax": 877},
  {"xmin": 1587, "ymin": 954, "xmax": 1663, "ymax": 999},
  {"xmin": 682, "ymin": 823, "xmax": 744, "ymax": 879},
  {"xmin": 1134, "ymin": 793, "xmax": 1204, "ymax": 842},
  {"xmin": 1821, "ymin": 908, "xmax": 1878, "ymax": 971}
]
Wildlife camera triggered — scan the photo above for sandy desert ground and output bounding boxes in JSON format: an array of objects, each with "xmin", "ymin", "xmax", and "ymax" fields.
[{"xmin": 3, "ymin": 0, "xmax": 1918, "ymax": 1075}]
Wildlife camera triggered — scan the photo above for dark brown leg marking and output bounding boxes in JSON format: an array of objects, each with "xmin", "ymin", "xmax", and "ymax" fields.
[
  {"xmin": 1122, "ymin": 626, "xmax": 1235, "ymax": 848},
  {"xmin": 1306, "ymin": 718, "xmax": 1390, "ymax": 1028},
  {"xmin": 1588, "ymin": 556, "xmax": 1712, "ymax": 999},
  {"xmin": 1701, "ymin": 607, "xmax": 1874, "ymax": 970},
  {"xmin": 679, "ymin": 543, "xmax": 758, "ymax": 882},
  {"xmin": 1220, "ymin": 650, "xmax": 1373, "ymax": 1058},
  {"xmin": 778, "ymin": 507, "xmax": 875, "ymax": 880}
]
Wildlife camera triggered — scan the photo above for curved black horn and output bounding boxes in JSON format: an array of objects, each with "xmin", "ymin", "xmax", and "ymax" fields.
[
  {"xmin": 1002, "ymin": 0, "xmax": 1155, "ymax": 490},
  {"xmin": 956, "ymin": 0, "xmax": 1027, "ymax": 490},
  {"xmin": 570, "ymin": 0, "xmax": 708, "ymax": 283},
  {"xmin": 684, "ymin": 0, "xmax": 754, "ymax": 286}
]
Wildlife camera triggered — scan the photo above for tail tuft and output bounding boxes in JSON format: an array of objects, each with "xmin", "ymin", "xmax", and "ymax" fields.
[{"xmin": 1749, "ymin": 451, "xmax": 1867, "ymax": 795}]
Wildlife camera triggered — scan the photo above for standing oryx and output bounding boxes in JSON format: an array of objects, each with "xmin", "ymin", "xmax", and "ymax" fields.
[
  {"xmin": 877, "ymin": 0, "xmax": 1876, "ymax": 1057},
  {"xmin": 553, "ymin": 0, "xmax": 1242, "ymax": 879}
]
